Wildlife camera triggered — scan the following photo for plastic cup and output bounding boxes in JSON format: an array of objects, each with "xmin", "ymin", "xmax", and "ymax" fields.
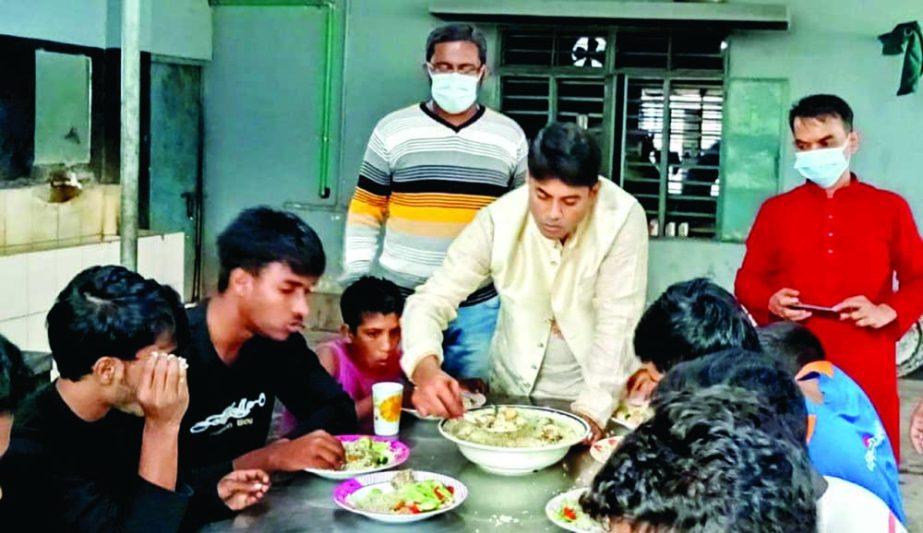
[{"xmin": 372, "ymin": 382, "xmax": 403, "ymax": 436}]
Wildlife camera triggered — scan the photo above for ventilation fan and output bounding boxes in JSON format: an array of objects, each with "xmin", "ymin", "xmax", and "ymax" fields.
[{"xmin": 571, "ymin": 36, "xmax": 607, "ymax": 68}]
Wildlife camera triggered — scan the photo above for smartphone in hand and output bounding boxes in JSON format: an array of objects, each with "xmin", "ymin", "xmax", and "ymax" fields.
[{"xmin": 790, "ymin": 303, "xmax": 838, "ymax": 316}]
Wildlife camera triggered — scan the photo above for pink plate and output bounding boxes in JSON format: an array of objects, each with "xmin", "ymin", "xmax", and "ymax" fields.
[
  {"xmin": 589, "ymin": 436, "xmax": 623, "ymax": 464},
  {"xmin": 304, "ymin": 435, "xmax": 410, "ymax": 480}
]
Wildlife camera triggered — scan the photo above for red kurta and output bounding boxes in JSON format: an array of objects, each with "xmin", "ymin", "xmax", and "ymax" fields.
[{"xmin": 736, "ymin": 176, "xmax": 923, "ymax": 459}]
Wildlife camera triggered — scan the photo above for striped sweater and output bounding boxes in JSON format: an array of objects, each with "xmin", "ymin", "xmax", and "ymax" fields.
[{"xmin": 343, "ymin": 103, "xmax": 528, "ymax": 304}]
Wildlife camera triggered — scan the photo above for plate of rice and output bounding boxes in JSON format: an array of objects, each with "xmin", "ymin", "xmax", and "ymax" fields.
[
  {"xmin": 333, "ymin": 469, "xmax": 468, "ymax": 523},
  {"xmin": 611, "ymin": 400, "xmax": 653, "ymax": 430},
  {"xmin": 305, "ymin": 435, "xmax": 409, "ymax": 480},
  {"xmin": 439, "ymin": 405, "xmax": 589, "ymax": 475}
]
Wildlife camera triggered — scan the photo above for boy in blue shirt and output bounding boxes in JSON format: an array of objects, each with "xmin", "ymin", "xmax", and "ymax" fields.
[{"xmin": 759, "ymin": 322, "xmax": 904, "ymax": 524}]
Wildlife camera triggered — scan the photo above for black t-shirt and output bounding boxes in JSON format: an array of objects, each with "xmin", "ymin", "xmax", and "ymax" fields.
[
  {"xmin": 8, "ymin": 383, "xmax": 192, "ymax": 533},
  {"xmin": 179, "ymin": 302, "xmax": 357, "ymax": 470},
  {"xmin": 0, "ymin": 436, "xmax": 39, "ymax": 529}
]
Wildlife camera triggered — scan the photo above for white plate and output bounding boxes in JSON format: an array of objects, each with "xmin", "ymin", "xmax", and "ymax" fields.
[
  {"xmin": 401, "ymin": 408, "xmax": 442, "ymax": 421},
  {"xmin": 589, "ymin": 436, "xmax": 623, "ymax": 464},
  {"xmin": 611, "ymin": 401, "xmax": 653, "ymax": 430},
  {"xmin": 402, "ymin": 391, "xmax": 487, "ymax": 421},
  {"xmin": 545, "ymin": 488, "xmax": 606, "ymax": 533},
  {"xmin": 438, "ymin": 405, "xmax": 590, "ymax": 476},
  {"xmin": 305, "ymin": 435, "xmax": 410, "ymax": 480},
  {"xmin": 333, "ymin": 470, "xmax": 468, "ymax": 524}
]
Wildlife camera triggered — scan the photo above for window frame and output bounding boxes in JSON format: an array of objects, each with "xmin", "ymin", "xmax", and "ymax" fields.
[{"xmin": 496, "ymin": 26, "xmax": 730, "ymax": 239}]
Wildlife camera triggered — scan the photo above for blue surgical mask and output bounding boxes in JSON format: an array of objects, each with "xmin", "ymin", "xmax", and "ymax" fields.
[
  {"xmin": 793, "ymin": 141, "xmax": 851, "ymax": 189},
  {"xmin": 430, "ymin": 72, "xmax": 479, "ymax": 114}
]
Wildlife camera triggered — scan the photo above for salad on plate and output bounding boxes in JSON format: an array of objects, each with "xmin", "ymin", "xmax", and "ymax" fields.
[
  {"xmin": 350, "ymin": 470, "xmax": 456, "ymax": 514},
  {"xmin": 333, "ymin": 469, "xmax": 468, "ymax": 523},
  {"xmin": 546, "ymin": 488, "xmax": 607, "ymax": 533},
  {"xmin": 304, "ymin": 435, "xmax": 409, "ymax": 480}
]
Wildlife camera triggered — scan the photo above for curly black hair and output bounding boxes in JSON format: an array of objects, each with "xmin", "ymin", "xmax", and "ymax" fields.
[
  {"xmin": 653, "ymin": 349, "xmax": 808, "ymax": 447},
  {"xmin": 581, "ymin": 386, "xmax": 816, "ymax": 532}
]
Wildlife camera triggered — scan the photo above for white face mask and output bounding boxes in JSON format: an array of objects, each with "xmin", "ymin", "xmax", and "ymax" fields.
[
  {"xmin": 793, "ymin": 140, "xmax": 851, "ymax": 189},
  {"xmin": 430, "ymin": 72, "xmax": 480, "ymax": 114}
]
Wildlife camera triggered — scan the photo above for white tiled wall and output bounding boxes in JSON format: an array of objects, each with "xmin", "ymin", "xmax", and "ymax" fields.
[
  {"xmin": 0, "ymin": 184, "xmax": 120, "ymax": 253},
  {"xmin": 0, "ymin": 233, "xmax": 184, "ymax": 352}
]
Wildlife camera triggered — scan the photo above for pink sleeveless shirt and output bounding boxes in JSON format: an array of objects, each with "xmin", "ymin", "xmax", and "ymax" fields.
[{"xmin": 322, "ymin": 337, "xmax": 404, "ymax": 402}]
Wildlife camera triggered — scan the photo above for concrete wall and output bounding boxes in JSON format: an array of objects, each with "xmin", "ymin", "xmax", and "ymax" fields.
[
  {"xmin": 0, "ymin": 0, "xmax": 211, "ymax": 59},
  {"xmin": 202, "ymin": 0, "xmax": 498, "ymax": 292},
  {"xmin": 731, "ymin": 0, "xmax": 923, "ymax": 213},
  {"xmin": 109, "ymin": 0, "xmax": 213, "ymax": 60},
  {"xmin": 650, "ymin": 0, "xmax": 923, "ymax": 301},
  {"xmin": 201, "ymin": 0, "xmax": 923, "ymax": 301},
  {"xmin": 647, "ymin": 239, "xmax": 746, "ymax": 301},
  {"xmin": 0, "ymin": 0, "xmax": 109, "ymax": 48},
  {"xmin": 203, "ymin": 4, "xmax": 339, "ymax": 293}
]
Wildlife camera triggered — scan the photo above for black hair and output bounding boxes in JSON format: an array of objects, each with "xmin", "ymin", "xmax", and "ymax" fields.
[
  {"xmin": 653, "ymin": 349, "xmax": 808, "ymax": 446},
  {"xmin": 340, "ymin": 276, "xmax": 405, "ymax": 332},
  {"xmin": 528, "ymin": 122, "xmax": 601, "ymax": 187},
  {"xmin": 758, "ymin": 322, "xmax": 826, "ymax": 378},
  {"xmin": 789, "ymin": 94, "xmax": 854, "ymax": 132},
  {"xmin": 581, "ymin": 386, "xmax": 816, "ymax": 532},
  {"xmin": 633, "ymin": 278, "xmax": 760, "ymax": 373},
  {"xmin": 217, "ymin": 206, "xmax": 326, "ymax": 292},
  {"xmin": 0, "ymin": 334, "xmax": 30, "ymax": 413},
  {"xmin": 426, "ymin": 23, "xmax": 487, "ymax": 65},
  {"xmin": 46, "ymin": 266, "xmax": 189, "ymax": 381}
]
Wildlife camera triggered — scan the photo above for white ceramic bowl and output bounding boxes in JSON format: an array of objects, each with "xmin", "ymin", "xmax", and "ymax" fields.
[{"xmin": 438, "ymin": 405, "xmax": 590, "ymax": 476}]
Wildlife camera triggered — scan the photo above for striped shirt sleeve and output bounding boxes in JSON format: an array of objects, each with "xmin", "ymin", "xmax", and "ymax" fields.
[
  {"xmin": 511, "ymin": 133, "xmax": 528, "ymax": 188},
  {"xmin": 342, "ymin": 126, "xmax": 392, "ymax": 282}
]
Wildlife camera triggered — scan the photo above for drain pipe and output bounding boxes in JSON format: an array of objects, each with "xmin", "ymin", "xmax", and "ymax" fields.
[
  {"xmin": 317, "ymin": 0, "xmax": 336, "ymax": 200},
  {"xmin": 120, "ymin": 0, "xmax": 141, "ymax": 269},
  {"xmin": 282, "ymin": 0, "xmax": 338, "ymax": 210}
]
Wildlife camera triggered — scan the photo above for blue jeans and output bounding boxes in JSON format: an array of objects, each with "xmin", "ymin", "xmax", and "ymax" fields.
[{"xmin": 441, "ymin": 296, "xmax": 499, "ymax": 380}]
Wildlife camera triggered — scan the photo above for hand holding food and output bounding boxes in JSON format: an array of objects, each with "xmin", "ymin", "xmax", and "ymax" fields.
[{"xmin": 411, "ymin": 356, "xmax": 464, "ymax": 419}]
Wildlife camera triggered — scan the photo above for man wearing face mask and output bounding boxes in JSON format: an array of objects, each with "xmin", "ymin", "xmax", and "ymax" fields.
[
  {"xmin": 342, "ymin": 23, "xmax": 528, "ymax": 382},
  {"xmin": 736, "ymin": 94, "xmax": 923, "ymax": 458}
]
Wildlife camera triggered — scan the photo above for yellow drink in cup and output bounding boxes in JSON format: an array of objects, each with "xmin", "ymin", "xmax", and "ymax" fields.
[{"xmin": 372, "ymin": 382, "xmax": 403, "ymax": 436}]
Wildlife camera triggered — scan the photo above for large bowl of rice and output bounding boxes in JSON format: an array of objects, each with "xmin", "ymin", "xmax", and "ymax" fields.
[{"xmin": 438, "ymin": 405, "xmax": 590, "ymax": 476}]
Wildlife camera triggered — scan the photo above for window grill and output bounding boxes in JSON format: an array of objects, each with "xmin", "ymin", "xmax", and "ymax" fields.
[{"xmin": 499, "ymin": 28, "xmax": 726, "ymax": 238}]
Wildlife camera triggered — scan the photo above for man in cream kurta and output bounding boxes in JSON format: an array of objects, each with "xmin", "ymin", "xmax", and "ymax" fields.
[{"xmin": 401, "ymin": 122, "xmax": 648, "ymax": 437}]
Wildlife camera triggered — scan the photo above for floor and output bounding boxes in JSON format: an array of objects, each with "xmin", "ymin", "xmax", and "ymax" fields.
[{"xmin": 898, "ymin": 378, "xmax": 923, "ymax": 531}]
